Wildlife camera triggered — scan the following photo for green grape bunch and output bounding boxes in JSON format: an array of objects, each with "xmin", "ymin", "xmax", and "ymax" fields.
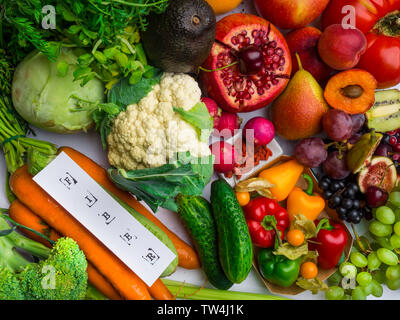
[{"xmin": 326, "ymin": 189, "xmax": 400, "ymax": 300}]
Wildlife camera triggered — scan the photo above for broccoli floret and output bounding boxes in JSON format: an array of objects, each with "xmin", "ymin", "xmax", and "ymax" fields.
[
  {"xmin": 0, "ymin": 214, "xmax": 88, "ymax": 300},
  {"xmin": 0, "ymin": 268, "xmax": 24, "ymax": 300}
]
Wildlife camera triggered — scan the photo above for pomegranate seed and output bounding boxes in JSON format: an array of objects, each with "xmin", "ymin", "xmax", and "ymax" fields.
[
  {"xmin": 257, "ymin": 88, "xmax": 264, "ymax": 95},
  {"xmin": 267, "ymin": 48, "xmax": 274, "ymax": 56},
  {"xmin": 272, "ymin": 55, "xmax": 280, "ymax": 62},
  {"xmin": 223, "ymin": 79, "xmax": 232, "ymax": 86},
  {"xmin": 241, "ymin": 30, "xmax": 247, "ymax": 36},
  {"xmin": 252, "ymin": 30, "xmax": 259, "ymax": 38},
  {"xmin": 389, "ymin": 136, "xmax": 397, "ymax": 145},
  {"xmin": 272, "ymin": 79, "xmax": 279, "ymax": 85},
  {"xmin": 231, "ymin": 36, "xmax": 239, "ymax": 45},
  {"xmin": 269, "ymin": 41, "xmax": 277, "ymax": 48},
  {"xmin": 275, "ymin": 48, "xmax": 284, "ymax": 56},
  {"xmin": 248, "ymin": 87, "xmax": 255, "ymax": 95}
]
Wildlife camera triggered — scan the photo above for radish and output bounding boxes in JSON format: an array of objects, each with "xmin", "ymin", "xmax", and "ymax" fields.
[
  {"xmin": 209, "ymin": 141, "xmax": 237, "ymax": 173},
  {"xmin": 243, "ymin": 117, "xmax": 275, "ymax": 146},
  {"xmin": 201, "ymin": 97, "xmax": 221, "ymax": 128},
  {"xmin": 215, "ymin": 112, "xmax": 242, "ymax": 137}
]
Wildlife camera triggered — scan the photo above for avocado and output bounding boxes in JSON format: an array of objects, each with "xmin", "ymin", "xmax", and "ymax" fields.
[{"xmin": 141, "ymin": 0, "xmax": 216, "ymax": 74}]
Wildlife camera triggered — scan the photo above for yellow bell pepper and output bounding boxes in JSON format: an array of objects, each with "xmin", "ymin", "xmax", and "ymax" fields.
[
  {"xmin": 258, "ymin": 159, "xmax": 304, "ymax": 202},
  {"xmin": 287, "ymin": 174, "xmax": 325, "ymax": 222}
]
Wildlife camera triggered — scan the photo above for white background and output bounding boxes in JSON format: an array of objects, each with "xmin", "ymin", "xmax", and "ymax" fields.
[{"xmin": 1, "ymin": 0, "xmax": 399, "ymax": 300}]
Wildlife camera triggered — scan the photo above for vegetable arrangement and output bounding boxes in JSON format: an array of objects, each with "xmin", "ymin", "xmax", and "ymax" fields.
[{"xmin": 0, "ymin": 0, "xmax": 399, "ymax": 302}]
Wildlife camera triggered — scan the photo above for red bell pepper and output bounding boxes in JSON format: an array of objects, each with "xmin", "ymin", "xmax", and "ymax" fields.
[
  {"xmin": 310, "ymin": 219, "xmax": 348, "ymax": 270},
  {"xmin": 243, "ymin": 197, "xmax": 290, "ymax": 248}
]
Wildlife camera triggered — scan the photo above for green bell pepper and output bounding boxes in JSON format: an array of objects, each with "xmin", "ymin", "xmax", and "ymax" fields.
[{"xmin": 257, "ymin": 248, "xmax": 300, "ymax": 288}]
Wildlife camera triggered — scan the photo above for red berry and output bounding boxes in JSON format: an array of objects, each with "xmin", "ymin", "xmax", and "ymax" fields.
[
  {"xmin": 394, "ymin": 144, "xmax": 400, "ymax": 152},
  {"xmin": 394, "ymin": 153, "xmax": 400, "ymax": 161},
  {"xmin": 388, "ymin": 130, "xmax": 397, "ymax": 136},
  {"xmin": 389, "ymin": 136, "xmax": 397, "ymax": 145}
]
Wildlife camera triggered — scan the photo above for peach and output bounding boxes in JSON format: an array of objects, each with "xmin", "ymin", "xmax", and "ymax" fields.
[
  {"xmin": 254, "ymin": 0, "xmax": 330, "ymax": 30},
  {"xmin": 318, "ymin": 24, "xmax": 367, "ymax": 71},
  {"xmin": 285, "ymin": 26, "xmax": 333, "ymax": 85}
]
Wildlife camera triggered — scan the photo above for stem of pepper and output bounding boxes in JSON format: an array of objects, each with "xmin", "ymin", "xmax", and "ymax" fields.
[
  {"xmin": 315, "ymin": 218, "xmax": 334, "ymax": 234},
  {"xmin": 302, "ymin": 174, "xmax": 314, "ymax": 196},
  {"xmin": 261, "ymin": 215, "xmax": 282, "ymax": 247}
]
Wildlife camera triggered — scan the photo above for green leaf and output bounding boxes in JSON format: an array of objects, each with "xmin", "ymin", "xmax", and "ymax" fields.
[
  {"xmin": 107, "ymin": 69, "xmax": 162, "ymax": 107},
  {"xmin": 68, "ymin": 25, "xmax": 82, "ymax": 35},
  {"xmin": 56, "ymin": 61, "xmax": 69, "ymax": 77},
  {"xmin": 173, "ymin": 102, "xmax": 214, "ymax": 143},
  {"xmin": 129, "ymin": 70, "xmax": 143, "ymax": 85},
  {"xmin": 108, "ymin": 152, "xmax": 214, "ymax": 213}
]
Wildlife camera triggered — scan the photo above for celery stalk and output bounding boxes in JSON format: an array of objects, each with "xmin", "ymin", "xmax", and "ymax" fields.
[{"xmin": 162, "ymin": 279, "xmax": 290, "ymax": 300}]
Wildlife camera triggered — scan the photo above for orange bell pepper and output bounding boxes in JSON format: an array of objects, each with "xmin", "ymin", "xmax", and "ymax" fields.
[
  {"xmin": 259, "ymin": 159, "xmax": 304, "ymax": 202},
  {"xmin": 287, "ymin": 174, "xmax": 325, "ymax": 222}
]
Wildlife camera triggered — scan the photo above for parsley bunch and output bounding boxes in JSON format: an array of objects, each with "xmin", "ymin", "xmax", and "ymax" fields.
[{"xmin": 0, "ymin": 0, "xmax": 168, "ymax": 87}]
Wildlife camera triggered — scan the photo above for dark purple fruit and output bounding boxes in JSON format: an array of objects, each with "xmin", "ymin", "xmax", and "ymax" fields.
[
  {"xmin": 238, "ymin": 46, "xmax": 264, "ymax": 75},
  {"xmin": 374, "ymin": 143, "xmax": 393, "ymax": 157},
  {"xmin": 294, "ymin": 137, "xmax": 327, "ymax": 168},
  {"xmin": 322, "ymin": 109, "xmax": 353, "ymax": 142},
  {"xmin": 366, "ymin": 186, "xmax": 389, "ymax": 208},
  {"xmin": 350, "ymin": 114, "xmax": 366, "ymax": 135},
  {"xmin": 323, "ymin": 151, "xmax": 351, "ymax": 180}
]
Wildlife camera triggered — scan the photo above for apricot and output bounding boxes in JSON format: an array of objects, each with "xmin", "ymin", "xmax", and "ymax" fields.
[
  {"xmin": 318, "ymin": 24, "xmax": 367, "ymax": 71},
  {"xmin": 285, "ymin": 27, "xmax": 333, "ymax": 84},
  {"xmin": 324, "ymin": 69, "xmax": 378, "ymax": 114}
]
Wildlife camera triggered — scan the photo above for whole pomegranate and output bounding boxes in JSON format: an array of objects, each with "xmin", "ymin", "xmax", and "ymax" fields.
[{"xmin": 200, "ymin": 13, "xmax": 292, "ymax": 113}]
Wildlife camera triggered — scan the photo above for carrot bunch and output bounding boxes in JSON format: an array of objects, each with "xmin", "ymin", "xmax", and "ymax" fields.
[{"xmin": 8, "ymin": 147, "xmax": 201, "ymax": 300}]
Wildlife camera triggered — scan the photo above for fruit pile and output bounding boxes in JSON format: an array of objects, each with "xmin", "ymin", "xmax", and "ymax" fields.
[
  {"xmin": 326, "ymin": 189, "xmax": 400, "ymax": 300},
  {"xmin": 233, "ymin": 158, "xmax": 350, "ymax": 293}
]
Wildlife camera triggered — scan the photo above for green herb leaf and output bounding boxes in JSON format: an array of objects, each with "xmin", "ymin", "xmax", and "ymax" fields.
[
  {"xmin": 108, "ymin": 68, "xmax": 162, "ymax": 107},
  {"xmin": 173, "ymin": 102, "xmax": 214, "ymax": 143}
]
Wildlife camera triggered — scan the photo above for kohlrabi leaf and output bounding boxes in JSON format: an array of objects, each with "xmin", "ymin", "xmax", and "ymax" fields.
[{"xmin": 173, "ymin": 102, "xmax": 214, "ymax": 143}]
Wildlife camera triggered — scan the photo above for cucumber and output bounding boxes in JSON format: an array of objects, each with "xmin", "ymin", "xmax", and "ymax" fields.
[
  {"xmin": 210, "ymin": 179, "xmax": 253, "ymax": 283},
  {"xmin": 176, "ymin": 194, "xmax": 233, "ymax": 290},
  {"xmin": 108, "ymin": 190, "xmax": 178, "ymax": 277}
]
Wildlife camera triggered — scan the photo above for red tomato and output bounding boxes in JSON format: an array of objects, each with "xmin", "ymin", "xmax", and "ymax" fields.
[
  {"xmin": 321, "ymin": 0, "xmax": 400, "ymax": 88},
  {"xmin": 321, "ymin": 0, "xmax": 400, "ymax": 34},
  {"xmin": 357, "ymin": 33, "xmax": 400, "ymax": 88}
]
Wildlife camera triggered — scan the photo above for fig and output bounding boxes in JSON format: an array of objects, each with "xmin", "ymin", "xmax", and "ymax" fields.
[
  {"xmin": 346, "ymin": 132, "xmax": 383, "ymax": 173},
  {"xmin": 358, "ymin": 156, "xmax": 397, "ymax": 193}
]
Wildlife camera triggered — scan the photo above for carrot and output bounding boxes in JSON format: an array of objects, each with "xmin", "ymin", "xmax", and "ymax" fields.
[
  {"xmin": 10, "ymin": 165, "xmax": 152, "ymax": 300},
  {"xmin": 59, "ymin": 146, "xmax": 200, "ymax": 270},
  {"xmin": 86, "ymin": 264, "xmax": 122, "ymax": 300},
  {"xmin": 9, "ymin": 199, "xmax": 60, "ymax": 245},
  {"xmin": 8, "ymin": 200, "xmax": 122, "ymax": 300},
  {"xmin": 148, "ymin": 279, "xmax": 175, "ymax": 300}
]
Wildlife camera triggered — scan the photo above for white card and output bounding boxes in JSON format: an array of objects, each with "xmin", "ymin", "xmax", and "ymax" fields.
[{"xmin": 33, "ymin": 152, "xmax": 176, "ymax": 286}]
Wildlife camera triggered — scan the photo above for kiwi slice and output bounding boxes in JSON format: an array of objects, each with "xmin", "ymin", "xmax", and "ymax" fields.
[{"xmin": 366, "ymin": 89, "xmax": 400, "ymax": 132}]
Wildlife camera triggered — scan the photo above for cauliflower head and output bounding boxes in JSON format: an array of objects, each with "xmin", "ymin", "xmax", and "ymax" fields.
[{"xmin": 107, "ymin": 73, "xmax": 211, "ymax": 170}]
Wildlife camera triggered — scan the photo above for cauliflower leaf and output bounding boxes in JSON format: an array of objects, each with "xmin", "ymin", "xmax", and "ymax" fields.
[{"xmin": 173, "ymin": 102, "xmax": 214, "ymax": 143}]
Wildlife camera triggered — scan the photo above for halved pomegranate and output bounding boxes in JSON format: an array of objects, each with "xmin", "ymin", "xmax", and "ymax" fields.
[{"xmin": 200, "ymin": 13, "xmax": 292, "ymax": 113}]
